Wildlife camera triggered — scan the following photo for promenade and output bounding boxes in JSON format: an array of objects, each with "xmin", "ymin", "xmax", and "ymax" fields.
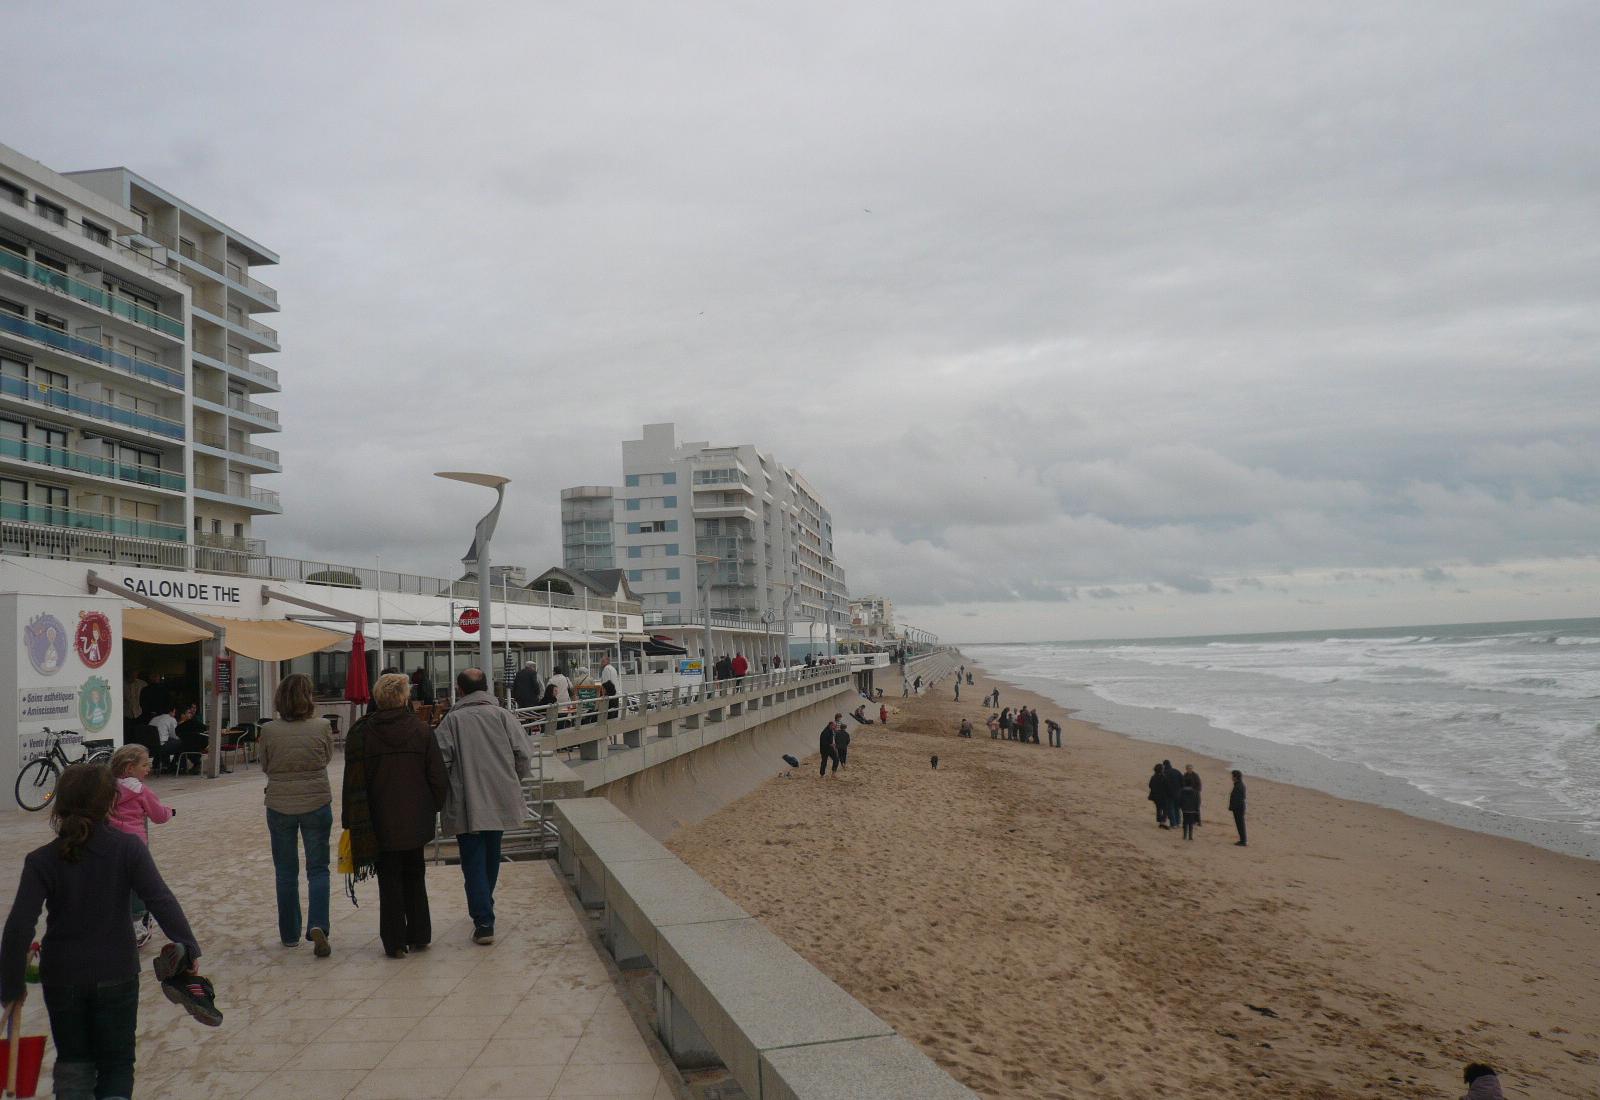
[{"xmin": 0, "ymin": 767, "xmax": 675, "ymax": 1099}]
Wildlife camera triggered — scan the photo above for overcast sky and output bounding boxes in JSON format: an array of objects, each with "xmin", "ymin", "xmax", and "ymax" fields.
[{"xmin": 7, "ymin": 1, "xmax": 1599, "ymax": 641}]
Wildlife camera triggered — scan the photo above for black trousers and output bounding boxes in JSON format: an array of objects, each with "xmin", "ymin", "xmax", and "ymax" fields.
[
  {"xmin": 819, "ymin": 747, "xmax": 839, "ymax": 776},
  {"xmin": 43, "ymin": 976, "xmax": 139, "ymax": 1099},
  {"xmin": 1232, "ymin": 809, "xmax": 1247, "ymax": 845},
  {"xmin": 836, "ymin": 744, "xmax": 849, "ymax": 767},
  {"xmin": 375, "ymin": 847, "xmax": 432, "ymax": 953}
]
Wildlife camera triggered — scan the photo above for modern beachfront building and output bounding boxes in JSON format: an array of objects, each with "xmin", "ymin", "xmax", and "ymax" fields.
[
  {"xmin": 561, "ymin": 422, "xmax": 851, "ymax": 661},
  {"xmin": 850, "ymin": 595, "xmax": 894, "ymax": 643},
  {"xmin": 560, "ymin": 484, "xmax": 617, "ymax": 574},
  {"xmin": 0, "ymin": 142, "xmax": 281, "ymax": 562}
]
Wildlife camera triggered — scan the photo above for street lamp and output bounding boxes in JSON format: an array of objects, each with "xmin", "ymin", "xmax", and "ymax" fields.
[{"xmin": 436, "ymin": 471, "xmax": 510, "ymax": 696}]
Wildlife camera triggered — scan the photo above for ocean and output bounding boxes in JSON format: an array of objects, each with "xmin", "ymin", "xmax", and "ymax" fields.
[{"xmin": 969, "ymin": 617, "xmax": 1600, "ymax": 861}]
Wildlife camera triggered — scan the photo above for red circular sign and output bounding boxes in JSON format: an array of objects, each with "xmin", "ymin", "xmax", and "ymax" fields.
[
  {"xmin": 458, "ymin": 608, "xmax": 481, "ymax": 634},
  {"xmin": 75, "ymin": 610, "xmax": 112, "ymax": 669}
]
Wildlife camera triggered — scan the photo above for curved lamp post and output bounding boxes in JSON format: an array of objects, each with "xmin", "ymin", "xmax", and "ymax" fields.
[{"xmin": 436, "ymin": 471, "xmax": 510, "ymax": 696}]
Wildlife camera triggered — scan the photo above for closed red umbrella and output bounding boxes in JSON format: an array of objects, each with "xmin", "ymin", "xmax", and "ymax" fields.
[{"xmin": 346, "ymin": 629, "xmax": 370, "ymax": 705}]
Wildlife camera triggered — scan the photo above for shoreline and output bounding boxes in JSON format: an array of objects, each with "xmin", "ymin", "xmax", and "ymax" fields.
[
  {"xmin": 982, "ymin": 660, "xmax": 1600, "ymax": 863},
  {"xmin": 670, "ymin": 653, "xmax": 1600, "ymax": 1098}
]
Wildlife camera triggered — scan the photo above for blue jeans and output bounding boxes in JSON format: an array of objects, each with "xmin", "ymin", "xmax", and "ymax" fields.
[
  {"xmin": 266, "ymin": 804, "xmax": 332, "ymax": 946},
  {"xmin": 43, "ymin": 977, "xmax": 139, "ymax": 1100},
  {"xmin": 455, "ymin": 830, "xmax": 503, "ymax": 930}
]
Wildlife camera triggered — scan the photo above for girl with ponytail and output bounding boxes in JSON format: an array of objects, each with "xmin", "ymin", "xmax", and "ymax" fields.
[{"xmin": 2, "ymin": 763, "xmax": 209, "ymax": 1098}]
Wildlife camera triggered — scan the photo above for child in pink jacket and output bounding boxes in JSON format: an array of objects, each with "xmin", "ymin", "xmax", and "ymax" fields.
[{"xmin": 109, "ymin": 744, "xmax": 176, "ymax": 945}]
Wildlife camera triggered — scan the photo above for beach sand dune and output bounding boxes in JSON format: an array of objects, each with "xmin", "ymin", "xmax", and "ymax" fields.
[{"xmin": 668, "ymin": 665, "xmax": 1600, "ymax": 1098}]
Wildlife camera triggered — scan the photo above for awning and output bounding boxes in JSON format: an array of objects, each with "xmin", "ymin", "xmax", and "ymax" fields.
[
  {"xmin": 122, "ymin": 607, "xmax": 216, "ymax": 645},
  {"xmin": 308, "ymin": 622, "xmax": 616, "ymax": 647},
  {"xmin": 119, "ymin": 608, "xmax": 343, "ymax": 660},
  {"xmin": 218, "ymin": 618, "xmax": 346, "ymax": 661},
  {"xmin": 644, "ymin": 637, "xmax": 688, "ymax": 656}
]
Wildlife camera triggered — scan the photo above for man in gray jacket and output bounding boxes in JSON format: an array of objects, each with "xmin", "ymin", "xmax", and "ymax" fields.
[{"xmin": 434, "ymin": 668, "xmax": 531, "ymax": 944}]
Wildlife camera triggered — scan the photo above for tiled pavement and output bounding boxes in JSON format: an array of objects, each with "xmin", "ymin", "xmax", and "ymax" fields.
[{"xmin": 0, "ymin": 766, "xmax": 676, "ymax": 1099}]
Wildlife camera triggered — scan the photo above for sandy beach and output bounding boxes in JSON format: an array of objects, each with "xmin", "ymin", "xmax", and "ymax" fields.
[{"xmin": 668, "ymin": 658, "xmax": 1600, "ymax": 1098}]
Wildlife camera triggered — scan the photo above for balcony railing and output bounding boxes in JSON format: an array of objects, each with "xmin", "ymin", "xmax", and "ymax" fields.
[
  {"xmin": 225, "ymin": 346, "xmax": 279, "ymax": 387},
  {"xmin": 0, "ymin": 245, "xmax": 184, "ymax": 339},
  {"xmin": 195, "ymin": 385, "xmax": 281, "ymax": 426},
  {"xmin": 195, "ymin": 531, "xmax": 266, "ymax": 554},
  {"xmin": 245, "ymin": 318, "xmax": 277, "ymax": 344},
  {"xmin": 0, "ymin": 374, "xmax": 184, "ymax": 439},
  {"xmin": 0, "ymin": 502, "xmax": 185, "ymax": 542},
  {"xmin": 0, "ymin": 312, "xmax": 185, "ymax": 389},
  {"xmin": 0, "ymin": 435, "xmax": 184, "ymax": 491},
  {"xmin": 194, "ymin": 476, "xmax": 281, "ymax": 509},
  {"xmin": 194, "ymin": 429, "xmax": 279, "ymax": 466},
  {"xmin": 242, "ymin": 273, "xmax": 278, "ymax": 305}
]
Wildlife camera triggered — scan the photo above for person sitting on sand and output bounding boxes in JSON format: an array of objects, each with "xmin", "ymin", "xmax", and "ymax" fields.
[
  {"xmin": 1461, "ymin": 1063, "xmax": 1505, "ymax": 1100},
  {"xmin": 851, "ymin": 704, "xmax": 873, "ymax": 725},
  {"xmin": 958, "ymin": 718, "xmax": 973, "ymax": 738}
]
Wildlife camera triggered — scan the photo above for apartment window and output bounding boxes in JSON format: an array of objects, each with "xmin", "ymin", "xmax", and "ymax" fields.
[
  {"xmin": 178, "ymin": 237, "xmax": 196, "ymax": 261},
  {"xmin": 0, "ymin": 298, "xmax": 23, "ymax": 317},
  {"xmin": 38, "ymin": 428, "xmax": 65, "ymax": 460},
  {"xmin": 122, "ymin": 445, "xmax": 160, "ymax": 470},
  {"xmin": 34, "ymin": 199, "xmax": 66, "ymax": 226},
  {"xmin": 34, "ymin": 311, "xmax": 67, "ymax": 333},
  {"xmin": 0, "ymin": 179, "xmax": 24, "ymax": 207},
  {"xmin": 211, "ymin": 519, "xmax": 222, "ymax": 534},
  {"xmin": 233, "ymin": 522, "xmax": 244, "ymax": 537},
  {"xmin": 121, "ymin": 500, "xmax": 157, "ymax": 522},
  {"xmin": 662, "ymin": 495, "xmax": 677, "ymax": 508},
  {"xmin": 625, "ymin": 498, "xmax": 640, "ymax": 511},
  {"xmin": 1, "ymin": 477, "xmax": 26, "ymax": 502},
  {"xmin": 226, "ymin": 262, "xmax": 244, "ymax": 283},
  {"xmin": 1, "ymin": 358, "xmax": 25, "ymax": 381},
  {"xmin": 226, "ymin": 305, "xmax": 243, "ymax": 325},
  {"xmin": 667, "ymin": 591, "xmax": 681, "ymax": 605},
  {"xmin": 627, "ymin": 570, "xmax": 642, "ymax": 582},
  {"xmin": 194, "ymin": 516, "xmax": 203, "ymax": 532},
  {"xmin": 35, "ymin": 368, "xmax": 67, "ymax": 392},
  {"xmin": 82, "ymin": 221, "xmax": 109, "ymax": 246},
  {"xmin": 624, "ymin": 474, "xmax": 640, "ymax": 487},
  {"xmin": 130, "ymin": 206, "xmax": 149, "ymax": 234},
  {"xmin": 0, "ymin": 418, "xmax": 23, "ymax": 441},
  {"xmin": 662, "ymin": 472, "xmax": 676, "ymax": 485}
]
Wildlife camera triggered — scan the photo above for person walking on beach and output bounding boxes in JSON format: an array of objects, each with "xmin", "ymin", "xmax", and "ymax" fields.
[
  {"xmin": 1229, "ymin": 770, "xmax": 1247, "ymax": 846},
  {"xmin": 434, "ymin": 668, "xmax": 531, "ymax": 945},
  {"xmin": 819, "ymin": 716, "xmax": 841, "ymax": 777},
  {"xmin": 835, "ymin": 722, "xmax": 851, "ymax": 769},
  {"xmin": 1183, "ymin": 765, "xmax": 1202, "ymax": 824},
  {"xmin": 954, "ymin": 680, "xmax": 960, "ymax": 702},
  {"xmin": 1180, "ymin": 781, "xmax": 1201, "ymax": 840},
  {"xmin": 259, "ymin": 673, "xmax": 336, "ymax": 956},
  {"xmin": 879, "ymin": 703, "xmax": 889, "ymax": 725},
  {"xmin": 1149, "ymin": 764, "xmax": 1169, "ymax": 827},
  {"xmin": 345, "ymin": 673, "xmax": 448, "ymax": 959},
  {"xmin": 1460, "ymin": 1063, "xmax": 1506, "ymax": 1099},
  {"xmin": 1162, "ymin": 760, "xmax": 1184, "ymax": 838}
]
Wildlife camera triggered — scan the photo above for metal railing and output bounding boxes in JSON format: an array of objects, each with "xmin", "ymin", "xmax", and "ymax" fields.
[
  {"xmin": 0, "ymin": 244, "xmax": 184, "ymax": 339},
  {"xmin": 194, "ymin": 385, "xmax": 281, "ymax": 426},
  {"xmin": 244, "ymin": 318, "xmax": 277, "ymax": 344},
  {"xmin": 0, "ymin": 312, "xmax": 185, "ymax": 389},
  {"xmin": 0, "ymin": 373, "xmax": 184, "ymax": 439},
  {"xmin": 195, "ymin": 531, "xmax": 266, "ymax": 554},
  {"xmin": 242, "ymin": 273, "xmax": 278, "ymax": 305},
  {"xmin": 0, "ymin": 505, "xmax": 185, "ymax": 542},
  {"xmin": 194, "ymin": 476, "xmax": 281, "ymax": 508},
  {"xmin": 225, "ymin": 346, "xmax": 279, "ymax": 387},
  {"xmin": 0, "ymin": 435, "xmax": 184, "ymax": 491}
]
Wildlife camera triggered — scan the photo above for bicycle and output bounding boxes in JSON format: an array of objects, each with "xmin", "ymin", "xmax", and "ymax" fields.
[{"xmin": 14, "ymin": 727, "xmax": 114, "ymax": 812}]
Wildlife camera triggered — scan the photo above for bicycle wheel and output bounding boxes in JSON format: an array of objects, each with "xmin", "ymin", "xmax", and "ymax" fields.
[{"xmin": 15, "ymin": 757, "xmax": 60, "ymax": 812}]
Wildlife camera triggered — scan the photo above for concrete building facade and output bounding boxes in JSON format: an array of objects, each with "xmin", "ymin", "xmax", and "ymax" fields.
[
  {"xmin": 0, "ymin": 143, "xmax": 281, "ymax": 565},
  {"xmin": 563, "ymin": 423, "xmax": 850, "ymax": 655},
  {"xmin": 560, "ymin": 484, "xmax": 616, "ymax": 574}
]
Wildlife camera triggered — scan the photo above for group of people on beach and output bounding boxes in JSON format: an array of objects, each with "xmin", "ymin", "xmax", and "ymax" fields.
[
  {"xmin": 1, "ymin": 664, "xmax": 535, "ymax": 1098},
  {"xmin": 1146, "ymin": 759, "xmax": 1248, "ymax": 845},
  {"xmin": 982, "ymin": 706, "xmax": 1063, "ymax": 747}
]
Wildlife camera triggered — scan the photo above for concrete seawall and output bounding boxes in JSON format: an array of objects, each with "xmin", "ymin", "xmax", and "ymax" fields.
[{"xmin": 595, "ymin": 691, "xmax": 847, "ymax": 839}]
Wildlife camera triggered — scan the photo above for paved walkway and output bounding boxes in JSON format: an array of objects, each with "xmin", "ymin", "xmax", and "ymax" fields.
[{"xmin": 0, "ymin": 765, "xmax": 674, "ymax": 1099}]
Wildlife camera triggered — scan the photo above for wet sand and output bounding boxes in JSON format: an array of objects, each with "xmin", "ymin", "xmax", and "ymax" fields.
[{"xmin": 669, "ymin": 659, "xmax": 1600, "ymax": 1098}]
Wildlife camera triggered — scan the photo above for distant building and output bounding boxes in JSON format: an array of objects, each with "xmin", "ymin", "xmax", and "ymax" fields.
[
  {"xmin": 561, "ymin": 422, "xmax": 850, "ymax": 655},
  {"xmin": 528, "ymin": 565, "xmax": 637, "ymax": 604},
  {"xmin": 560, "ymin": 485, "xmax": 615, "ymax": 573},
  {"xmin": 850, "ymin": 595, "xmax": 894, "ymax": 643}
]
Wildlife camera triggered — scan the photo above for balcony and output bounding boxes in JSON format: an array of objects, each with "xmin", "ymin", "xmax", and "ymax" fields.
[
  {"xmin": 194, "ymin": 384, "xmax": 281, "ymax": 428},
  {"xmin": 0, "ymin": 374, "xmax": 184, "ymax": 440},
  {"xmin": 0, "ymin": 245, "xmax": 184, "ymax": 340},
  {"xmin": 0, "ymin": 501, "xmax": 186, "ymax": 542},
  {"xmin": 225, "ymin": 346, "xmax": 279, "ymax": 389},
  {"xmin": 192, "ymin": 305, "xmax": 279, "ymax": 353},
  {"xmin": 0, "ymin": 435, "xmax": 184, "ymax": 492},
  {"xmin": 195, "ymin": 531, "xmax": 266, "ymax": 555},
  {"xmin": 0, "ymin": 313, "xmax": 185, "ymax": 389},
  {"xmin": 194, "ymin": 475, "xmax": 282, "ymax": 513},
  {"xmin": 241, "ymin": 273, "xmax": 278, "ymax": 307}
]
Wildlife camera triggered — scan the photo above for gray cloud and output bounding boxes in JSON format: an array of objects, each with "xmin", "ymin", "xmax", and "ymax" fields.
[{"xmin": 6, "ymin": 1, "xmax": 1598, "ymax": 637}]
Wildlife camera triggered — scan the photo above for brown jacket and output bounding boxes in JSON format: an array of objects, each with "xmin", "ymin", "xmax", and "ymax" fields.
[
  {"xmin": 258, "ymin": 717, "xmax": 334, "ymax": 814},
  {"xmin": 349, "ymin": 707, "xmax": 447, "ymax": 851}
]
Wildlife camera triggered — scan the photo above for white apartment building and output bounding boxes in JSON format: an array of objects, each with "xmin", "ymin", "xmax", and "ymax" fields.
[
  {"xmin": 563, "ymin": 423, "xmax": 850, "ymax": 655},
  {"xmin": 0, "ymin": 143, "xmax": 280, "ymax": 567},
  {"xmin": 560, "ymin": 485, "xmax": 616, "ymax": 574},
  {"xmin": 850, "ymin": 594, "xmax": 894, "ymax": 643}
]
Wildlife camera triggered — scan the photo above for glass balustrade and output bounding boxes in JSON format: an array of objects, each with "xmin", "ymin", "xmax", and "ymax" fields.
[
  {"xmin": 0, "ymin": 435, "xmax": 185, "ymax": 490},
  {"xmin": 0, "ymin": 500, "xmax": 185, "ymax": 541},
  {"xmin": 0, "ymin": 246, "xmax": 184, "ymax": 338},
  {"xmin": 0, "ymin": 374, "xmax": 184, "ymax": 439},
  {"xmin": 0, "ymin": 313, "xmax": 184, "ymax": 389}
]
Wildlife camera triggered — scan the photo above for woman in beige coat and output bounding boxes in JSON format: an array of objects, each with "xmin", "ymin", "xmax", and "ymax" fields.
[{"xmin": 258, "ymin": 673, "xmax": 335, "ymax": 956}]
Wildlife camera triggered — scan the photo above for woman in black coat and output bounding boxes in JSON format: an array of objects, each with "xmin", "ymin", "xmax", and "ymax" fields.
[{"xmin": 344, "ymin": 673, "xmax": 447, "ymax": 958}]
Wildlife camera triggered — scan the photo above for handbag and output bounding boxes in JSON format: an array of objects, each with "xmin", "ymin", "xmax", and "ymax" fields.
[
  {"xmin": 2, "ymin": 1000, "xmax": 46, "ymax": 1099},
  {"xmin": 336, "ymin": 829, "xmax": 355, "ymax": 875}
]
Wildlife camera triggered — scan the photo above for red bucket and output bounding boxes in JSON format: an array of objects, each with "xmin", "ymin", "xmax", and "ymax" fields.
[{"xmin": 2, "ymin": 1002, "xmax": 46, "ymax": 1099}]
